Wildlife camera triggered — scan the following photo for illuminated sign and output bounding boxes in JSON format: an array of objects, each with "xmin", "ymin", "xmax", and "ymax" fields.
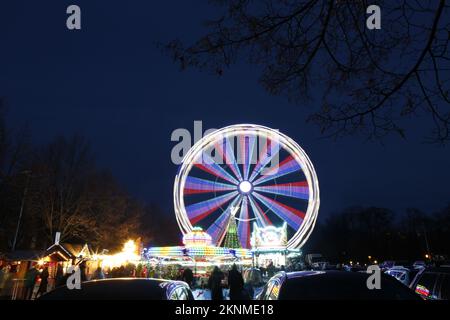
[{"xmin": 251, "ymin": 223, "xmax": 287, "ymax": 249}]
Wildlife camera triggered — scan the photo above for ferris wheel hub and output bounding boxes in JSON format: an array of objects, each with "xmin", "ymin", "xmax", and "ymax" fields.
[{"xmin": 238, "ymin": 180, "xmax": 252, "ymax": 194}]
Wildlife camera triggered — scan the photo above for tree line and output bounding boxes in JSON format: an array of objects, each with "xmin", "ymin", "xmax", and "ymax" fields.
[
  {"xmin": 305, "ymin": 205, "xmax": 450, "ymax": 263},
  {"xmin": 0, "ymin": 106, "xmax": 180, "ymax": 253}
]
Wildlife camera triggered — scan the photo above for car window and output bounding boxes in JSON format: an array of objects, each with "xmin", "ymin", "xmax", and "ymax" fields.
[
  {"xmin": 268, "ymin": 281, "xmax": 281, "ymax": 300},
  {"xmin": 168, "ymin": 287, "xmax": 190, "ymax": 300},
  {"xmin": 437, "ymin": 274, "xmax": 450, "ymax": 300},
  {"xmin": 177, "ymin": 288, "xmax": 189, "ymax": 300},
  {"xmin": 415, "ymin": 272, "xmax": 439, "ymax": 299},
  {"xmin": 263, "ymin": 281, "xmax": 275, "ymax": 300},
  {"xmin": 169, "ymin": 289, "xmax": 179, "ymax": 300}
]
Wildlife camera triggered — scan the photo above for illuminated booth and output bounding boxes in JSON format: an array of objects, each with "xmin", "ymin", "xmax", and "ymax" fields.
[{"xmin": 251, "ymin": 223, "xmax": 300, "ymax": 267}]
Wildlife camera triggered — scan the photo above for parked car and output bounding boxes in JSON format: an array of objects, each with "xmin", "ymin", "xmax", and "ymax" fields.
[
  {"xmin": 257, "ymin": 271, "xmax": 421, "ymax": 300},
  {"xmin": 409, "ymin": 266, "xmax": 450, "ymax": 300},
  {"xmin": 379, "ymin": 260, "xmax": 410, "ymax": 271},
  {"xmin": 38, "ymin": 278, "xmax": 194, "ymax": 300},
  {"xmin": 412, "ymin": 261, "xmax": 426, "ymax": 269},
  {"xmin": 348, "ymin": 265, "xmax": 366, "ymax": 272},
  {"xmin": 385, "ymin": 266, "xmax": 419, "ymax": 286},
  {"xmin": 305, "ymin": 254, "xmax": 328, "ymax": 270}
]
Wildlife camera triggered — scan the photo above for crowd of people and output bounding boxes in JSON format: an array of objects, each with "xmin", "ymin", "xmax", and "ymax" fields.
[
  {"xmin": 208, "ymin": 264, "xmax": 248, "ymax": 300},
  {"xmin": 0, "ymin": 261, "xmax": 88, "ymax": 300},
  {"xmin": 0, "ymin": 259, "xmax": 283, "ymax": 300},
  {"xmin": 179, "ymin": 264, "xmax": 256, "ymax": 300},
  {"xmin": 98, "ymin": 262, "xmax": 259, "ymax": 300},
  {"xmin": 0, "ymin": 264, "xmax": 13, "ymax": 299},
  {"xmin": 0, "ymin": 263, "xmax": 51, "ymax": 300}
]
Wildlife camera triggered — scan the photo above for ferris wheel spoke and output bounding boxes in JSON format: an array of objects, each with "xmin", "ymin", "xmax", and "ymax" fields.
[
  {"xmin": 239, "ymin": 135, "xmax": 256, "ymax": 181},
  {"xmin": 249, "ymin": 139, "xmax": 280, "ymax": 182},
  {"xmin": 206, "ymin": 195, "xmax": 242, "ymax": 245},
  {"xmin": 195, "ymin": 153, "xmax": 239, "ymax": 185},
  {"xmin": 252, "ymin": 191, "xmax": 305, "ymax": 230},
  {"xmin": 213, "ymin": 139, "xmax": 242, "ymax": 182},
  {"xmin": 254, "ymin": 181, "xmax": 309, "ymax": 200},
  {"xmin": 253, "ymin": 155, "xmax": 301, "ymax": 186},
  {"xmin": 237, "ymin": 196, "xmax": 251, "ymax": 248},
  {"xmin": 186, "ymin": 191, "xmax": 239, "ymax": 224},
  {"xmin": 221, "ymin": 137, "xmax": 244, "ymax": 181},
  {"xmin": 184, "ymin": 176, "xmax": 237, "ymax": 194},
  {"xmin": 247, "ymin": 194, "xmax": 272, "ymax": 227}
]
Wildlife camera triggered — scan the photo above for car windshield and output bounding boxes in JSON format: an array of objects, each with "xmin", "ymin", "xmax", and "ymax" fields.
[
  {"xmin": 414, "ymin": 272, "xmax": 439, "ymax": 299},
  {"xmin": 387, "ymin": 270, "xmax": 406, "ymax": 279},
  {"xmin": 440, "ymin": 275, "xmax": 450, "ymax": 300}
]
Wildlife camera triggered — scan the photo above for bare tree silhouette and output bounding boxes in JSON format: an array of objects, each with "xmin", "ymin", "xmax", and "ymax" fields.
[{"xmin": 165, "ymin": 0, "xmax": 450, "ymax": 143}]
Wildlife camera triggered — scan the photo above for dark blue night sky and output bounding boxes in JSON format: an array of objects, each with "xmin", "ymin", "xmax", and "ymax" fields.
[{"xmin": 1, "ymin": 1, "xmax": 449, "ymax": 220}]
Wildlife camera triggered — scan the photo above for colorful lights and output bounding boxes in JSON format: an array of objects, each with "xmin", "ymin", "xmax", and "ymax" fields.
[
  {"xmin": 415, "ymin": 285, "xmax": 430, "ymax": 298},
  {"xmin": 238, "ymin": 180, "xmax": 252, "ymax": 193},
  {"xmin": 251, "ymin": 223, "xmax": 287, "ymax": 249},
  {"xmin": 96, "ymin": 240, "xmax": 141, "ymax": 269},
  {"xmin": 174, "ymin": 124, "xmax": 320, "ymax": 250},
  {"xmin": 183, "ymin": 227, "xmax": 213, "ymax": 247},
  {"xmin": 123, "ymin": 240, "xmax": 137, "ymax": 255},
  {"xmin": 143, "ymin": 245, "xmax": 252, "ymax": 259}
]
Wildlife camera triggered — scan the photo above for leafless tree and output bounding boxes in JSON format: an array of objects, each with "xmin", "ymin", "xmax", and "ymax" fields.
[
  {"xmin": 166, "ymin": 0, "xmax": 450, "ymax": 143},
  {"xmin": 0, "ymin": 101, "xmax": 33, "ymax": 248},
  {"xmin": 0, "ymin": 100, "xmax": 31, "ymax": 183},
  {"xmin": 25, "ymin": 136, "xmax": 145, "ymax": 249},
  {"xmin": 28, "ymin": 136, "xmax": 97, "ymax": 243},
  {"xmin": 83, "ymin": 170, "xmax": 143, "ymax": 251}
]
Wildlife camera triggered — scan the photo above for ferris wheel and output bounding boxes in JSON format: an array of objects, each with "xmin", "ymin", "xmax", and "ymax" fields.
[{"xmin": 174, "ymin": 124, "xmax": 320, "ymax": 249}]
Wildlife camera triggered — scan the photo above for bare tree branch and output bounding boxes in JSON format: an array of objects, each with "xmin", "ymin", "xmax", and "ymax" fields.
[{"xmin": 165, "ymin": 0, "xmax": 450, "ymax": 143}]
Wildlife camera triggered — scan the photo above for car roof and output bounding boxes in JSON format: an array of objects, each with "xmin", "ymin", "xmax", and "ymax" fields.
[
  {"xmin": 284, "ymin": 270, "xmax": 322, "ymax": 279},
  {"xmin": 85, "ymin": 277, "xmax": 169, "ymax": 284},
  {"xmin": 422, "ymin": 266, "xmax": 450, "ymax": 273},
  {"xmin": 387, "ymin": 266, "xmax": 410, "ymax": 271},
  {"xmin": 272, "ymin": 271, "xmax": 421, "ymax": 300},
  {"xmin": 39, "ymin": 278, "xmax": 189, "ymax": 300}
]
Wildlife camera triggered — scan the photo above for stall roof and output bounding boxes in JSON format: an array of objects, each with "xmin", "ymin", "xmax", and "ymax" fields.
[{"xmin": 45, "ymin": 243, "xmax": 92, "ymax": 261}]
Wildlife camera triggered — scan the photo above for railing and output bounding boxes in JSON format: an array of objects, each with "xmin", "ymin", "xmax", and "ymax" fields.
[
  {"xmin": 10, "ymin": 278, "xmax": 47, "ymax": 300},
  {"xmin": 11, "ymin": 278, "xmax": 26, "ymax": 300}
]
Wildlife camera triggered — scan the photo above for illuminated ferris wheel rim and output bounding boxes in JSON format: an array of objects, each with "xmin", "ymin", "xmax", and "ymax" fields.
[{"xmin": 173, "ymin": 124, "xmax": 320, "ymax": 249}]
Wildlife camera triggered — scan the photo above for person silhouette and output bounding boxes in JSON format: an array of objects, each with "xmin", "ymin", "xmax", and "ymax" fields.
[
  {"xmin": 208, "ymin": 266, "xmax": 224, "ymax": 300},
  {"xmin": 228, "ymin": 264, "xmax": 245, "ymax": 300}
]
